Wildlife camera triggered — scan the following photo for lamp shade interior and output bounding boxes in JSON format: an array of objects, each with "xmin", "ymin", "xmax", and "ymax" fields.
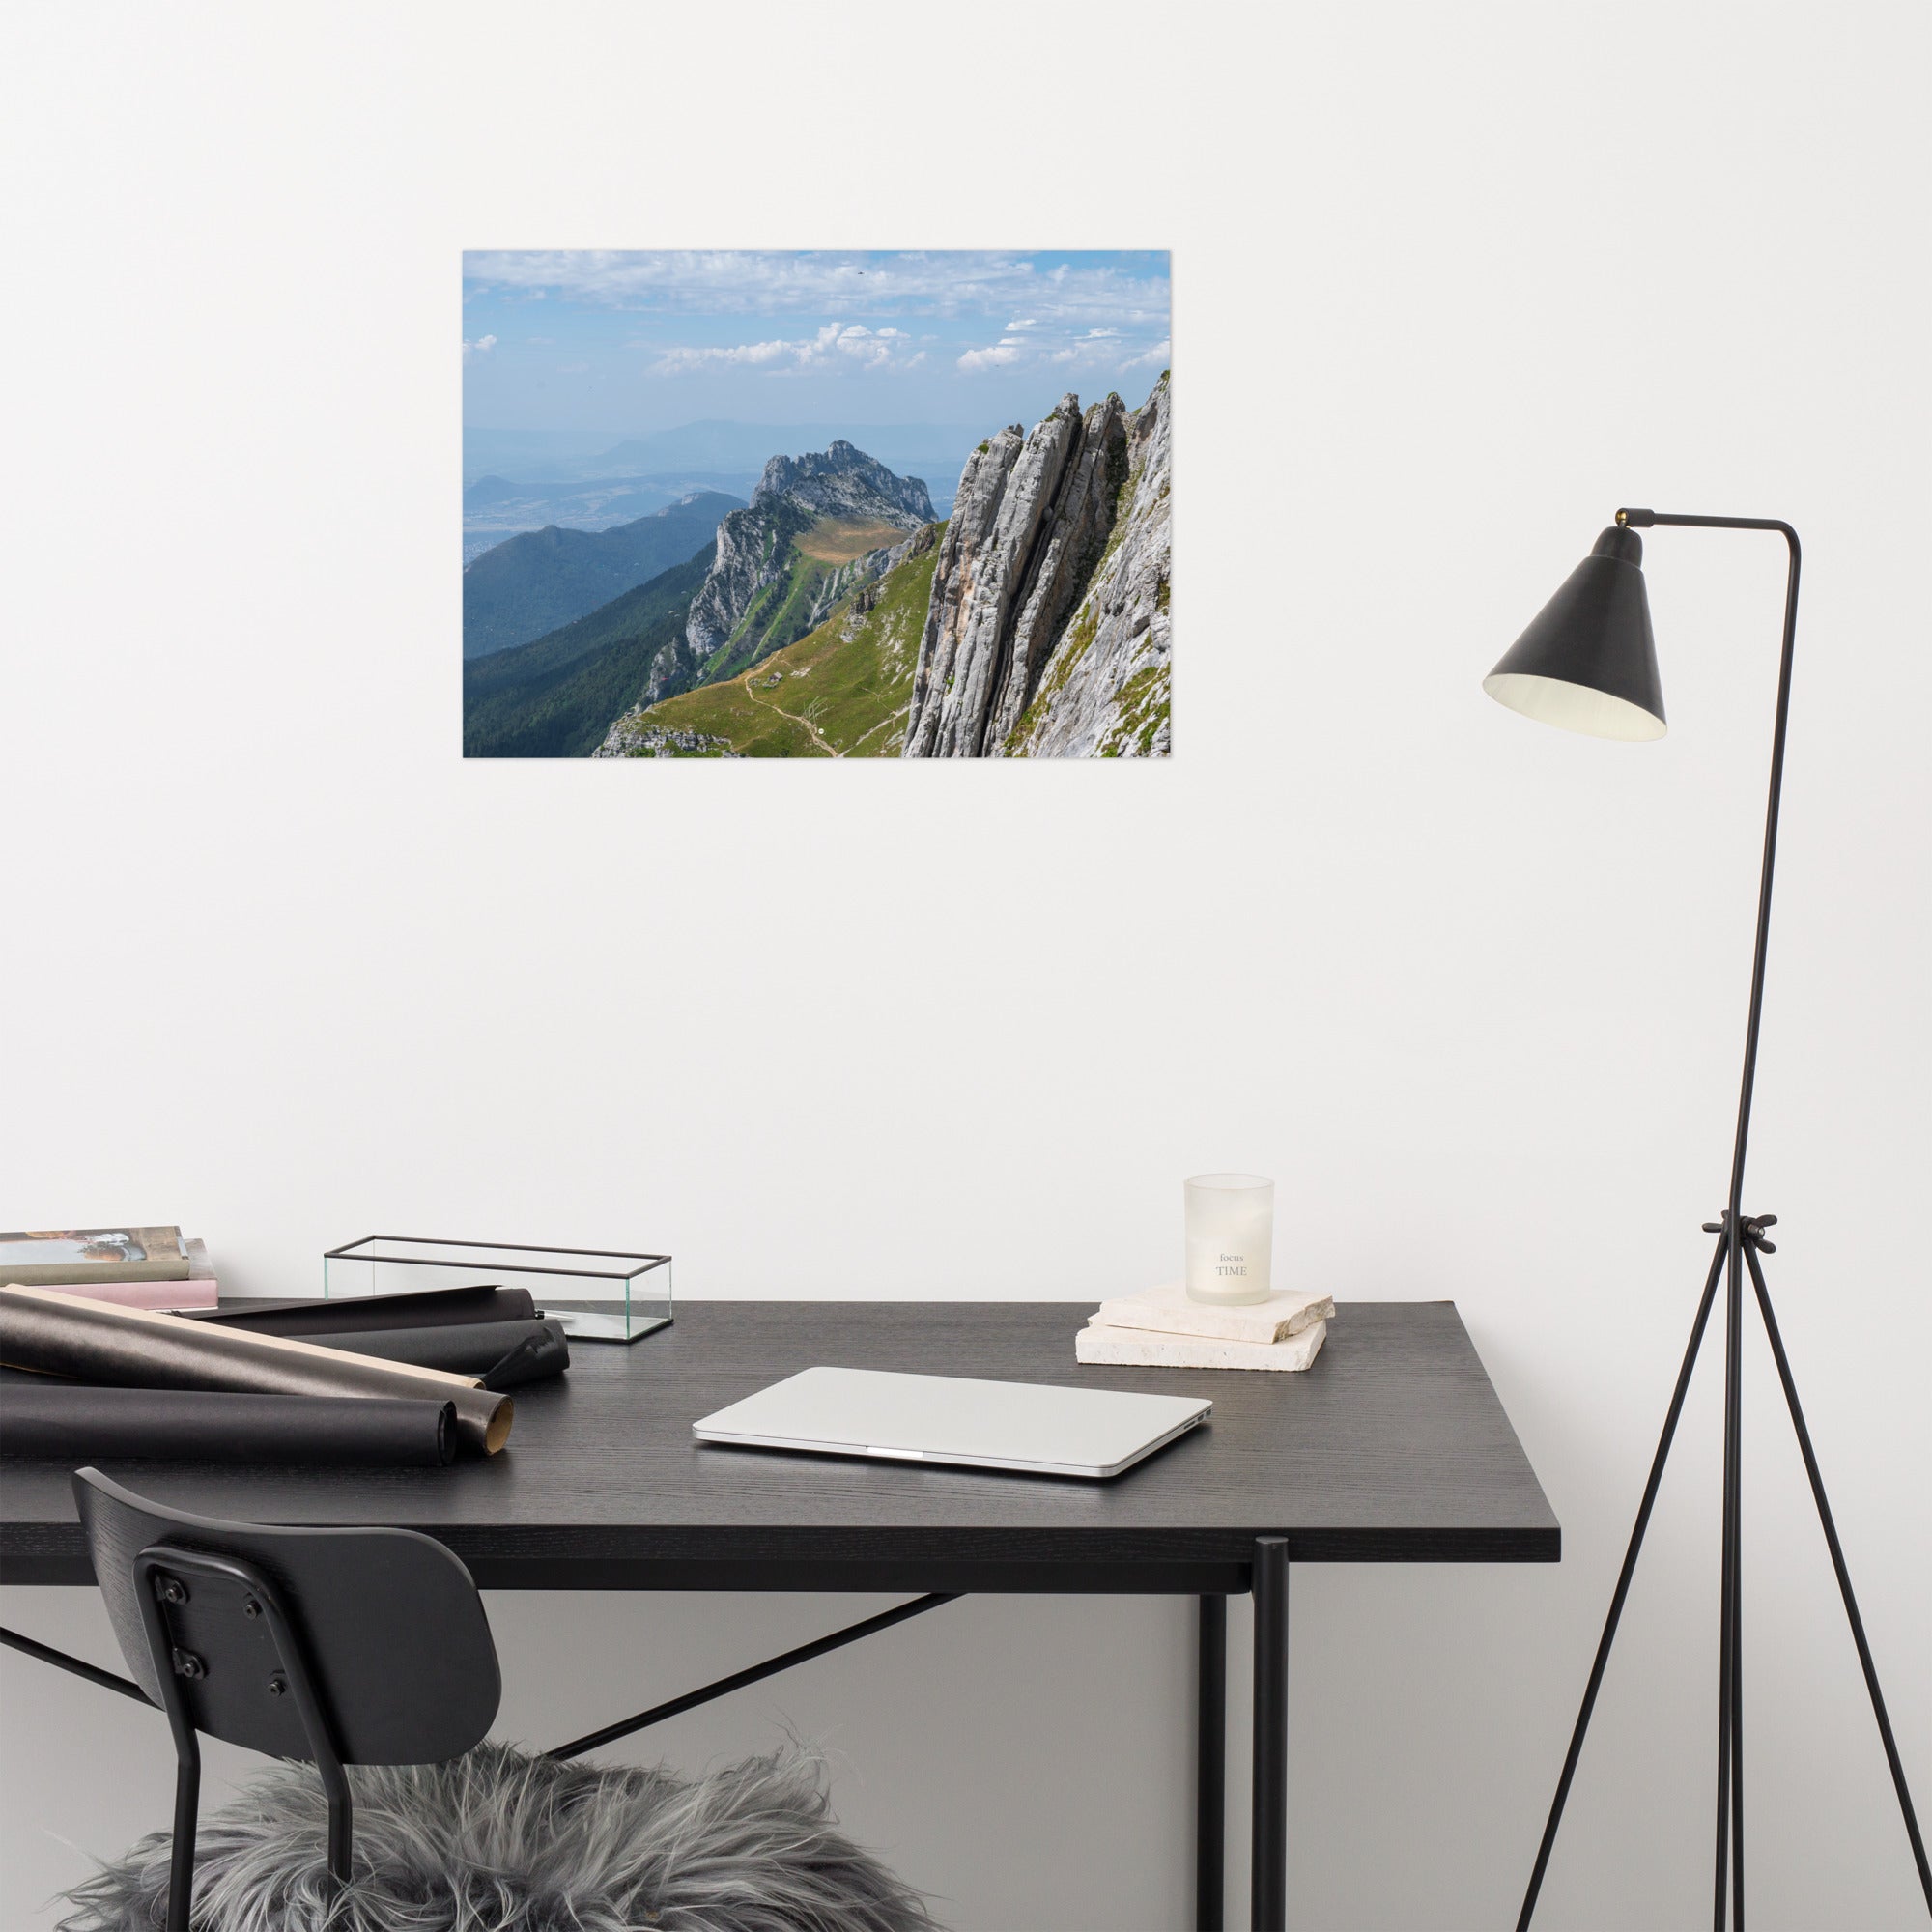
[
  {"xmin": 1485, "ymin": 526, "xmax": 1666, "ymax": 741},
  {"xmin": 1482, "ymin": 670, "xmax": 1668, "ymax": 741}
]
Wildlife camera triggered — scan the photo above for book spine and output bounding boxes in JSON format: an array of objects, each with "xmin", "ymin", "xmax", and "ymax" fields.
[
  {"xmin": 0, "ymin": 1227, "xmax": 190, "ymax": 1284},
  {"xmin": 0, "ymin": 1259, "xmax": 191, "ymax": 1285}
]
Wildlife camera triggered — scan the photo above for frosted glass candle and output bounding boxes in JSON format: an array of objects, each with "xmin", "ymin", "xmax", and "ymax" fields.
[{"xmin": 1184, "ymin": 1173, "xmax": 1275, "ymax": 1305}]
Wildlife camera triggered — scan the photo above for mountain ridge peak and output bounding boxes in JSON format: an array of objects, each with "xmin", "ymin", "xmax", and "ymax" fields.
[{"xmin": 751, "ymin": 441, "xmax": 934, "ymax": 524}]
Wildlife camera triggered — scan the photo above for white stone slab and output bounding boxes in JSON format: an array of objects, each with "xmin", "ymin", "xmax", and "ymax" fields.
[
  {"xmin": 1075, "ymin": 1318, "xmax": 1327, "ymax": 1373},
  {"xmin": 1089, "ymin": 1279, "xmax": 1334, "ymax": 1346}
]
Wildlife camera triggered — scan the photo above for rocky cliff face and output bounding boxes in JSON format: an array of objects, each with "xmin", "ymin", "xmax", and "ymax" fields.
[
  {"xmin": 1008, "ymin": 373, "xmax": 1171, "ymax": 757},
  {"xmin": 592, "ymin": 722, "xmax": 740, "ymax": 759},
  {"xmin": 632, "ymin": 624, "xmax": 706, "ymax": 711},
  {"xmin": 683, "ymin": 444, "xmax": 935, "ymax": 683},
  {"xmin": 902, "ymin": 373, "xmax": 1169, "ymax": 757},
  {"xmin": 683, "ymin": 494, "xmax": 809, "ymax": 668}
]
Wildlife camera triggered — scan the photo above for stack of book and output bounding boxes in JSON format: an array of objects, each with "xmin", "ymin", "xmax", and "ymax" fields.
[
  {"xmin": 0, "ymin": 1227, "xmax": 216, "ymax": 1310},
  {"xmin": 1075, "ymin": 1279, "xmax": 1333, "ymax": 1371}
]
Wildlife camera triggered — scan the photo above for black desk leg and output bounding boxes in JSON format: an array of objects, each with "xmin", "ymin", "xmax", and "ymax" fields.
[
  {"xmin": 1252, "ymin": 1537, "xmax": 1290, "ymax": 1932},
  {"xmin": 1197, "ymin": 1594, "xmax": 1227, "ymax": 1931}
]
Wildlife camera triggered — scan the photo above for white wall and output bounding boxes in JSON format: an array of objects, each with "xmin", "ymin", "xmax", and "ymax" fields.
[{"xmin": 3, "ymin": 4, "xmax": 1927, "ymax": 1925}]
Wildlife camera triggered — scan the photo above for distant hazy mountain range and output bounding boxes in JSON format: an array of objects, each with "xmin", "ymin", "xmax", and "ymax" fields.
[
  {"xmin": 463, "ymin": 421, "xmax": 977, "ymax": 538},
  {"xmin": 461, "ymin": 472, "xmax": 757, "ymax": 562},
  {"xmin": 462, "ymin": 492, "xmax": 741, "ymax": 659},
  {"xmin": 466, "ymin": 419, "xmax": 983, "ymax": 484}
]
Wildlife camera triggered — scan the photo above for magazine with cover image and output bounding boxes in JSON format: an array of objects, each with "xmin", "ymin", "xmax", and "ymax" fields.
[{"xmin": 0, "ymin": 1228, "xmax": 190, "ymax": 1285}]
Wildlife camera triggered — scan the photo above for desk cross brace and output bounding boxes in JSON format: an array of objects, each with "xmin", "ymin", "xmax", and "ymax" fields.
[
  {"xmin": 544, "ymin": 1590, "xmax": 962, "ymax": 1760},
  {"xmin": 0, "ymin": 1597, "xmax": 970, "ymax": 1764},
  {"xmin": 1, "ymin": 1622, "xmax": 152, "ymax": 1702}
]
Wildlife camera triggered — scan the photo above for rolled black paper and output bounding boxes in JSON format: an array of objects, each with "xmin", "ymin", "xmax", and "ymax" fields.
[
  {"xmin": 186, "ymin": 1284, "xmax": 538, "ymax": 1335},
  {"xmin": 0, "ymin": 1385, "xmax": 456, "ymax": 1466},
  {"xmin": 307, "ymin": 1318, "xmax": 568, "ymax": 1385},
  {"xmin": 0, "ymin": 1286, "xmax": 513, "ymax": 1456},
  {"xmin": 480, "ymin": 1335, "xmax": 551, "ymax": 1392}
]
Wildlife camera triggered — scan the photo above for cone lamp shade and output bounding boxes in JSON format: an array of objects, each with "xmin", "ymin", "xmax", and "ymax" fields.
[{"xmin": 1484, "ymin": 525, "xmax": 1667, "ymax": 740}]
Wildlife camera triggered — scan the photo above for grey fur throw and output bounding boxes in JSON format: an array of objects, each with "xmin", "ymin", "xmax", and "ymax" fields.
[{"xmin": 58, "ymin": 1741, "xmax": 938, "ymax": 1931}]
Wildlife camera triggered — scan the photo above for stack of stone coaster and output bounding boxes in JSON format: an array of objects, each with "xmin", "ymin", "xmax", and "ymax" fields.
[{"xmin": 1074, "ymin": 1280, "xmax": 1333, "ymax": 1371}]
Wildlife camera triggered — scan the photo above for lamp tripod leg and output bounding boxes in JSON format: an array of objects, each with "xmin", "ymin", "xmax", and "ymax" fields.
[
  {"xmin": 1518, "ymin": 1230, "xmax": 1731, "ymax": 1931},
  {"xmin": 1730, "ymin": 1244, "xmax": 1746, "ymax": 1925},
  {"xmin": 1714, "ymin": 1224, "xmax": 1747, "ymax": 1930},
  {"xmin": 1743, "ymin": 1241, "xmax": 1932, "ymax": 1914}
]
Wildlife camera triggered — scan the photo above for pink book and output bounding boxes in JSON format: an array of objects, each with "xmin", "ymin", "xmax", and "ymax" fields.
[{"xmin": 36, "ymin": 1278, "xmax": 220, "ymax": 1312}]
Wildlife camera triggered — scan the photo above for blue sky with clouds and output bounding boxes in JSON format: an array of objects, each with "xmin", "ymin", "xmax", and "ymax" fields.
[{"xmin": 461, "ymin": 250, "xmax": 1170, "ymax": 436}]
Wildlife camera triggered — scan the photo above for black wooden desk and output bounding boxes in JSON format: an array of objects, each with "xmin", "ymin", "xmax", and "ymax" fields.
[{"xmin": 0, "ymin": 1300, "xmax": 1558, "ymax": 1929}]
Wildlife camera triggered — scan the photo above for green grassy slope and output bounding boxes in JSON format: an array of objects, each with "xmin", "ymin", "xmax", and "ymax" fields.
[
  {"xmin": 462, "ymin": 547, "xmax": 713, "ymax": 758},
  {"xmin": 611, "ymin": 525, "xmax": 943, "ymax": 758},
  {"xmin": 632, "ymin": 678, "xmax": 824, "ymax": 757}
]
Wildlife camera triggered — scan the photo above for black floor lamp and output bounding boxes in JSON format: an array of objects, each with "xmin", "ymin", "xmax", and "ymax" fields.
[{"xmin": 1484, "ymin": 510, "xmax": 1931, "ymax": 1930}]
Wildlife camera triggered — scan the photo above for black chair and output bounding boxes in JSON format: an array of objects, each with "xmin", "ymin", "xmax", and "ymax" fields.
[{"xmin": 73, "ymin": 1466, "xmax": 501, "ymax": 1932}]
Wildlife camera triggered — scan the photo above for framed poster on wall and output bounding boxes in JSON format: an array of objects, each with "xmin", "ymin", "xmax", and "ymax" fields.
[{"xmin": 461, "ymin": 251, "xmax": 1171, "ymax": 759}]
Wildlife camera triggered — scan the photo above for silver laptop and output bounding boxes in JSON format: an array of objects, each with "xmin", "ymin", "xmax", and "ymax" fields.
[{"xmin": 692, "ymin": 1366, "xmax": 1211, "ymax": 1480}]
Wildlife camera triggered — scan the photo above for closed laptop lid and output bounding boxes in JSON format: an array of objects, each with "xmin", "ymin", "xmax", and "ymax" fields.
[{"xmin": 693, "ymin": 1366, "xmax": 1210, "ymax": 1478}]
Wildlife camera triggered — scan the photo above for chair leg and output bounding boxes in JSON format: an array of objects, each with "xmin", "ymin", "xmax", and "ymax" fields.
[
  {"xmin": 167, "ymin": 1744, "xmax": 200, "ymax": 1932},
  {"xmin": 321, "ymin": 1767, "xmax": 354, "ymax": 1890}
]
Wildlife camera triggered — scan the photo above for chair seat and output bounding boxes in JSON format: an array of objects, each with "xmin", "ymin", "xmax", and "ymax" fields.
[{"xmin": 59, "ymin": 1741, "xmax": 935, "ymax": 1932}]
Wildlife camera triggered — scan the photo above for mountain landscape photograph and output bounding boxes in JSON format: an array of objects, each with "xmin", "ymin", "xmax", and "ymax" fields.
[{"xmin": 463, "ymin": 250, "xmax": 1172, "ymax": 758}]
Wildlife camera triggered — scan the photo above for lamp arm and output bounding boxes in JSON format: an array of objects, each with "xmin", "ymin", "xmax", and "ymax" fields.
[{"xmin": 1616, "ymin": 509, "xmax": 1804, "ymax": 1219}]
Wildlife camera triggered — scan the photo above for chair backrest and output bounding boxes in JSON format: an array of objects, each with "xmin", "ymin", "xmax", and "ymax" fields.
[{"xmin": 74, "ymin": 1468, "xmax": 500, "ymax": 1766}]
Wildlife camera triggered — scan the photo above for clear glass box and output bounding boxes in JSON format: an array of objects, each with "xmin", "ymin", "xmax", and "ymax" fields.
[{"xmin": 323, "ymin": 1237, "xmax": 671, "ymax": 1343}]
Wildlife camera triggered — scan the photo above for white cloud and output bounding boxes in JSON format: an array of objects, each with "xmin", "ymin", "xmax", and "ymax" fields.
[
  {"xmin": 650, "ymin": 338, "xmax": 797, "ymax": 373},
  {"xmin": 1050, "ymin": 332, "xmax": 1122, "ymax": 365},
  {"xmin": 461, "ymin": 250, "xmax": 1169, "ymax": 327},
  {"xmin": 645, "ymin": 321, "xmax": 920, "ymax": 378},
  {"xmin": 828, "ymin": 322, "xmax": 895, "ymax": 369},
  {"xmin": 1038, "ymin": 323, "xmax": 1168, "ymax": 375},
  {"xmin": 461, "ymin": 333, "xmax": 497, "ymax": 362},
  {"xmin": 958, "ymin": 336, "xmax": 1027, "ymax": 372}
]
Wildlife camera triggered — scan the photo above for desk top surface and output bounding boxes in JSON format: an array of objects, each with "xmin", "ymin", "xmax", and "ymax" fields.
[{"xmin": 0, "ymin": 1301, "xmax": 1558, "ymax": 1591}]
